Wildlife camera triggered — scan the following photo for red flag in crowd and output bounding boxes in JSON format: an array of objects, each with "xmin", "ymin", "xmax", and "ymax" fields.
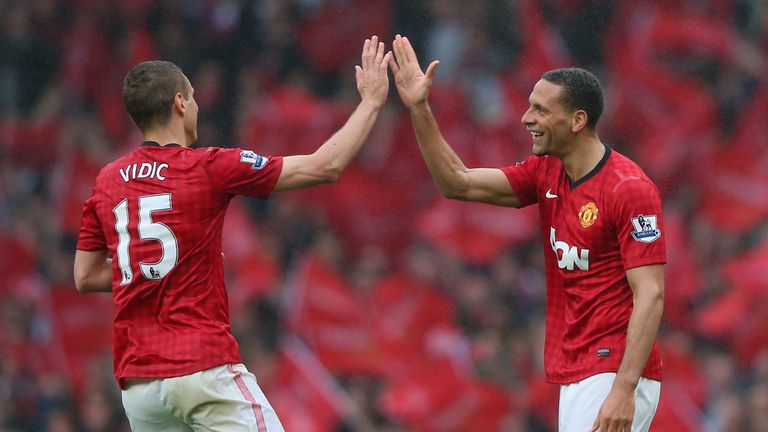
[
  {"xmin": 380, "ymin": 357, "xmax": 515, "ymax": 431},
  {"xmin": 268, "ymin": 336, "xmax": 350, "ymax": 432},
  {"xmin": 285, "ymin": 253, "xmax": 381, "ymax": 375},
  {"xmin": 696, "ymin": 237, "xmax": 768, "ymax": 364},
  {"xmin": 418, "ymin": 198, "xmax": 537, "ymax": 264}
]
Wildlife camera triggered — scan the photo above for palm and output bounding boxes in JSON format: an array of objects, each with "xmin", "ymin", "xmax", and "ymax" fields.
[
  {"xmin": 393, "ymin": 63, "xmax": 429, "ymax": 107},
  {"xmin": 355, "ymin": 35, "xmax": 391, "ymax": 109},
  {"xmin": 389, "ymin": 35, "xmax": 439, "ymax": 109}
]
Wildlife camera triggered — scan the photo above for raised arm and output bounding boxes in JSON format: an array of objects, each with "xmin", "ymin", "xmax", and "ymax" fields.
[
  {"xmin": 273, "ymin": 36, "xmax": 391, "ymax": 192},
  {"xmin": 74, "ymin": 249, "xmax": 113, "ymax": 293},
  {"xmin": 592, "ymin": 264, "xmax": 664, "ymax": 431},
  {"xmin": 389, "ymin": 34, "xmax": 520, "ymax": 207}
]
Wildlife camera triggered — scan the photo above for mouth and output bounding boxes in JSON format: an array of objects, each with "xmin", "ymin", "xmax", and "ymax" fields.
[{"xmin": 530, "ymin": 130, "xmax": 544, "ymax": 139}]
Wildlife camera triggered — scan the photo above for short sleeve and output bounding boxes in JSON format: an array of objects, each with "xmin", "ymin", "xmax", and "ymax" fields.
[
  {"xmin": 77, "ymin": 195, "xmax": 107, "ymax": 251},
  {"xmin": 500, "ymin": 155, "xmax": 543, "ymax": 207},
  {"xmin": 612, "ymin": 177, "xmax": 666, "ymax": 270},
  {"xmin": 203, "ymin": 148, "xmax": 284, "ymax": 198}
]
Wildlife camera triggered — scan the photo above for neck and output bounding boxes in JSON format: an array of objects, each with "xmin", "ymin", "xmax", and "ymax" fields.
[
  {"xmin": 143, "ymin": 124, "xmax": 189, "ymax": 148},
  {"xmin": 560, "ymin": 135, "xmax": 605, "ymax": 182}
]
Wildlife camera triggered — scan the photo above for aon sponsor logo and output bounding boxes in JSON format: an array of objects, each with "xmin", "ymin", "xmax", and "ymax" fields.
[{"xmin": 549, "ymin": 227, "xmax": 590, "ymax": 271}]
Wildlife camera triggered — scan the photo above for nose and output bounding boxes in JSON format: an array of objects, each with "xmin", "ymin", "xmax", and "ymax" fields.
[{"xmin": 521, "ymin": 108, "xmax": 533, "ymax": 125}]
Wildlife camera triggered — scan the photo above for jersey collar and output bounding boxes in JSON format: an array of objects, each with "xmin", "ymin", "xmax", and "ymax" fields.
[
  {"xmin": 142, "ymin": 141, "xmax": 182, "ymax": 147},
  {"xmin": 569, "ymin": 145, "xmax": 611, "ymax": 189}
]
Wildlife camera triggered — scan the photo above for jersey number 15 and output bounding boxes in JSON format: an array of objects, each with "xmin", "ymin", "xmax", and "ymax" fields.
[{"xmin": 112, "ymin": 193, "xmax": 179, "ymax": 285}]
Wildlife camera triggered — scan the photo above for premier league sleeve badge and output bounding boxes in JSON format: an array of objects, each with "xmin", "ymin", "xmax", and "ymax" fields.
[{"xmin": 630, "ymin": 214, "xmax": 661, "ymax": 243}]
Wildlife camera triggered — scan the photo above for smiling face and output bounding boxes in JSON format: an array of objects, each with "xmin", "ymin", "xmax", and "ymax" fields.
[{"xmin": 520, "ymin": 79, "xmax": 576, "ymax": 157}]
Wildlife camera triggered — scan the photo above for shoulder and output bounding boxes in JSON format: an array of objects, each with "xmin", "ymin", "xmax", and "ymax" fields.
[
  {"xmin": 198, "ymin": 146, "xmax": 252, "ymax": 162},
  {"xmin": 94, "ymin": 151, "xmax": 133, "ymax": 184},
  {"xmin": 601, "ymin": 151, "xmax": 663, "ymax": 221},
  {"xmin": 502, "ymin": 154, "xmax": 558, "ymax": 174},
  {"xmin": 205, "ymin": 147, "xmax": 279, "ymax": 174},
  {"xmin": 604, "ymin": 150, "xmax": 659, "ymax": 196}
]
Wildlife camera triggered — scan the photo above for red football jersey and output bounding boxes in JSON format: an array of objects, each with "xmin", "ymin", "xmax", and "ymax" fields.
[
  {"xmin": 77, "ymin": 142, "xmax": 283, "ymax": 388},
  {"xmin": 502, "ymin": 146, "xmax": 665, "ymax": 384}
]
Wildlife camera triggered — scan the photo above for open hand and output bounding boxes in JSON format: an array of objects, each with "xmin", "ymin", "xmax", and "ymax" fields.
[
  {"xmin": 355, "ymin": 35, "xmax": 391, "ymax": 109},
  {"xmin": 388, "ymin": 34, "xmax": 440, "ymax": 109}
]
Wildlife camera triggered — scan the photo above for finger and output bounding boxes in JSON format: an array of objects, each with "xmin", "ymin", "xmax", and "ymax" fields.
[
  {"xmin": 591, "ymin": 415, "xmax": 600, "ymax": 432},
  {"xmin": 401, "ymin": 36, "xmax": 415, "ymax": 63},
  {"xmin": 369, "ymin": 35, "xmax": 379, "ymax": 63},
  {"xmin": 394, "ymin": 34, "xmax": 407, "ymax": 66},
  {"xmin": 425, "ymin": 60, "xmax": 440, "ymax": 81},
  {"xmin": 388, "ymin": 52, "xmax": 399, "ymax": 74},
  {"xmin": 362, "ymin": 38, "xmax": 371, "ymax": 70},
  {"xmin": 375, "ymin": 41, "xmax": 385, "ymax": 66},
  {"xmin": 381, "ymin": 52, "xmax": 392, "ymax": 72}
]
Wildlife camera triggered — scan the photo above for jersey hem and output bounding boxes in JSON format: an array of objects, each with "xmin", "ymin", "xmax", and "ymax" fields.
[
  {"xmin": 117, "ymin": 357, "xmax": 241, "ymax": 389},
  {"xmin": 546, "ymin": 369, "xmax": 663, "ymax": 385}
]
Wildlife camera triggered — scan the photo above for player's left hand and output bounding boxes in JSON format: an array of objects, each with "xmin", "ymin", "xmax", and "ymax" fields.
[
  {"xmin": 591, "ymin": 385, "xmax": 635, "ymax": 432},
  {"xmin": 355, "ymin": 35, "xmax": 391, "ymax": 110}
]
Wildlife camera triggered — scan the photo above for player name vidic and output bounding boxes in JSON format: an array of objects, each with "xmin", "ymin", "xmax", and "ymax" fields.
[{"xmin": 119, "ymin": 162, "xmax": 169, "ymax": 182}]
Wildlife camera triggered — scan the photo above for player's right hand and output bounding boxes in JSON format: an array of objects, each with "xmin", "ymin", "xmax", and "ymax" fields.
[
  {"xmin": 388, "ymin": 34, "xmax": 440, "ymax": 110},
  {"xmin": 355, "ymin": 35, "xmax": 391, "ymax": 109}
]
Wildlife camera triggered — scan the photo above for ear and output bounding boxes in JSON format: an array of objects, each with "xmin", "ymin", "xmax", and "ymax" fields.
[
  {"xmin": 571, "ymin": 110, "xmax": 588, "ymax": 133},
  {"xmin": 173, "ymin": 92, "xmax": 186, "ymax": 115}
]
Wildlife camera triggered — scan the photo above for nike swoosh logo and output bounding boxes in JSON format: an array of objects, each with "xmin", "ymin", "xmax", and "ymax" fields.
[{"xmin": 546, "ymin": 189, "xmax": 558, "ymax": 199}]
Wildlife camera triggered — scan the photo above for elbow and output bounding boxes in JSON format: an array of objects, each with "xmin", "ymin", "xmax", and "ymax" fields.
[
  {"xmin": 442, "ymin": 188, "xmax": 464, "ymax": 200},
  {"xmin": 439, "ymin": 180, "xmax": 470, "ymax": 201},
  {"xmin": 73, "ymin": 266, "xmax": 86, "ymax": 293},
  {"xmin": 307, "ymin": 153, "xmax": 344, "ymax": 184},
  {"xmin": 638, "ymin": 283, "xmax": 664, "ymax": 311},
  {"xmin": 73, "ymin": 269, "xmax": 98, "ymax": 293},
  {"xmin": 315, "ymin": 163, "xmax": 343, "ymax": 184},
  {"xmin": 654, "ymin": 285, "xmax": 665, "ymax": 308},
  {"xmin": 322, "ymin": 166, "xmax": 343, "ymax": 184},
  {"xmin": 74, "ymin": 276, "xmax": 90, "ymax": 293},
  {"xmin": 649, "ymin": 280, "xmax": 664, "ymax": 304}
]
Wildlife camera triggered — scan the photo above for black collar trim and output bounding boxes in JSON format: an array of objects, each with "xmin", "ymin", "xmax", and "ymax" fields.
[
  {"xmin": 570, "ymin": 145, "xmax": 611, "ymax": 189},
  {"xmin": 142, "ymin": 141, "xmax": 182, "ymax": 147}
]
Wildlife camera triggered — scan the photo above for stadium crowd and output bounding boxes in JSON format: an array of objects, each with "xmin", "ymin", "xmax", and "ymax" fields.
[{"xmin": 1, "ymin": 0, "xmax": 767, "ymax": 430}]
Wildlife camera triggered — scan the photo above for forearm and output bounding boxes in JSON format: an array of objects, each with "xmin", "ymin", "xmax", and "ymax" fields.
[
  {"xmin": 409, "ymin": 103, "xmax": 470, "ymax": 198},
  {"xmin": 614, "ymin": 287, "xmax": 663, "ymax": 389},
  {"xmin": 312, "ymin": 100, "xmax": 382, "ymax": 180}
]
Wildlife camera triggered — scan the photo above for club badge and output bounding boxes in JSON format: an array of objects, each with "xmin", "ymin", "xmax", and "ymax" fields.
[{"xmin": 578, "ymin": 202, "xmax": 599, "ymax": 228}]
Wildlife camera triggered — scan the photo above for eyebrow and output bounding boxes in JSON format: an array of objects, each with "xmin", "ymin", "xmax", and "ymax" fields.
[{"xmin": 531, "ymin": 102, "xmax": 549, "ymax": 113}]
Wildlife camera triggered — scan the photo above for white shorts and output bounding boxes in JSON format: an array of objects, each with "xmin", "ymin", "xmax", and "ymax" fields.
[
  {"xmin": 121, "ymin": 363, "xmax": 284, "ymax": 432},
  {"xmin": 559, "ymin": 372, "xmax": 661, "ymax": 432}
]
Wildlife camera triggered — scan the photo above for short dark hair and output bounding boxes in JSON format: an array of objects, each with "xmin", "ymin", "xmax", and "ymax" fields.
[
  {"xmin": 541, "ymin": 68, "xmax": 604, "ymax": 130},
  {"xmin": 122, "ymin": 61, "xmax": 190, "ymax": 132}
]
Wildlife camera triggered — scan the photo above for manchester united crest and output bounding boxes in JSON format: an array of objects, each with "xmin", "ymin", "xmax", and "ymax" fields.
[{"xmin": 578, "ymin": 202, "xmax": 599, "ymax": 228}]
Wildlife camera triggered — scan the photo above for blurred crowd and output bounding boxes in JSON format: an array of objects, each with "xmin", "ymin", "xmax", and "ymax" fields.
[{"xmin": 1, "ymin": 0, "xmax": 768, "ymax": 431}]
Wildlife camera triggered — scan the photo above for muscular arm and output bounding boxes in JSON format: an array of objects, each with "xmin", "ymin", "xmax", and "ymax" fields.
[
  {"xmin": 74, "ymin": 249, "xmax": 113, "ymax": 293},
  {"xmin": 593, "ymin": 264, "xmax": 664, "ymax": 431},
  {"xmin": 389, "ymin": 34, "xmax": 520, "ymax": 207},
  {"xmin": 617, "ymin": 264, "xmax": 664, "ymax": 389},
  {"xmin": 273, "ymin": 36, "xmax": 390, "ymax": 192},
  {"xmin": 409, "ymin": 103, "xmax": 520, "ymax": 206},
  {"xmin": 275, "ymin": 100, "xmax": 383, "ymax": 191}
]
